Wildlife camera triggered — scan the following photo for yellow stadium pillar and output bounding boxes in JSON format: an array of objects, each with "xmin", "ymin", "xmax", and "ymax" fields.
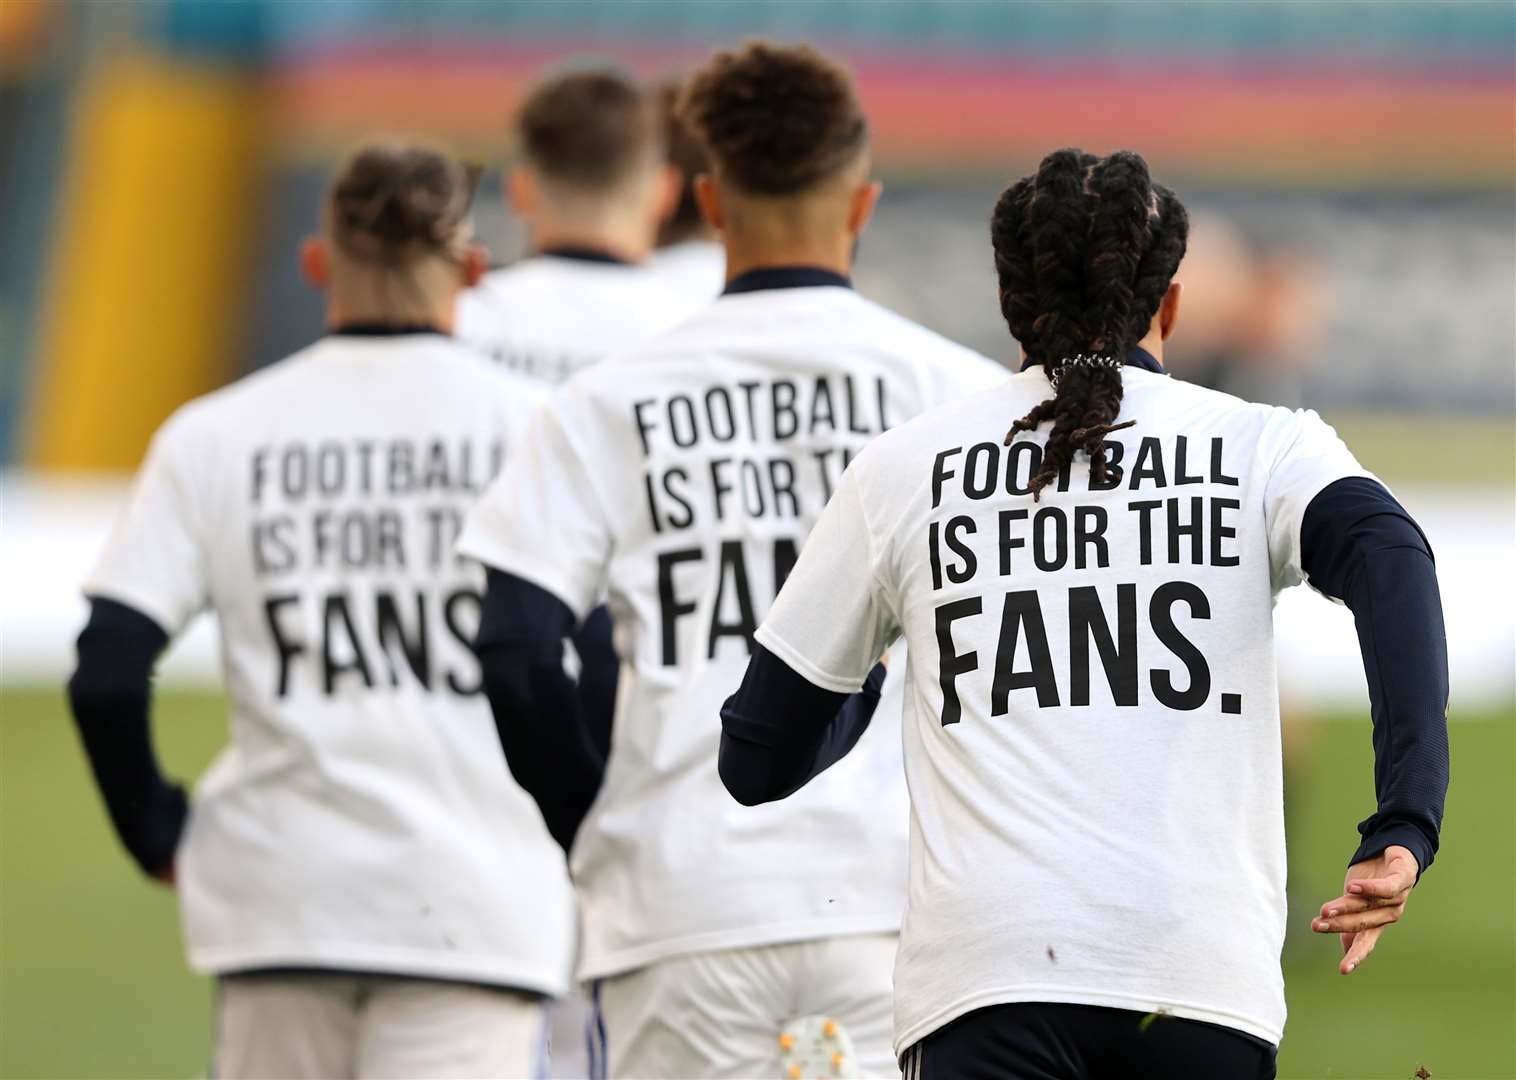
[{"xmin": 27, "ymin": 52, "xmax": 261, "ymax": 469}]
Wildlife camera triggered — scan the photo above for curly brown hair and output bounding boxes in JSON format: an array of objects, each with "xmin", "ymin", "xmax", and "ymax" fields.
[
  {"xmin": 677, "ymin": 42, "xmax": 868, "ymax": 196},
  {"xmin": 518, "ymin": 69, "xmax": 661, "ymax": 192},
  {"xmin": 994, "ymin": 148, "xmax": 1190, "ymax": 499}
]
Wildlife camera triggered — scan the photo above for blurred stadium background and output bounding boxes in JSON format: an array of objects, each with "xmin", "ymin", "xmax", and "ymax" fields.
[{"xmin": 1, "ymin": 2, "xmax": 1511, "ymax": 1077}]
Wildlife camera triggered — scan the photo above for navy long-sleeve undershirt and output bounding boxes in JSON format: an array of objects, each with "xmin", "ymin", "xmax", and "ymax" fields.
[
  {"xmin": 1299, "ymin": 476, "xmax": 1449, "ymax": 875},
  {"xmin": 719, "ymin": 476, "xmax": 1449, "ymax": 879},
  {"xmin": 67, "ymin": 598, "xmax": 186, "ymax": 877},
  {"xmin": 473, "ymin": 569, "xmax": 614, "ymax": 853}
]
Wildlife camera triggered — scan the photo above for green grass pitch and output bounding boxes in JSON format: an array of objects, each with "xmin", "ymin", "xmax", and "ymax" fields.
[{"xmin": 1, "ymin": 688, "xmax": 1511, "ymax": 1078}]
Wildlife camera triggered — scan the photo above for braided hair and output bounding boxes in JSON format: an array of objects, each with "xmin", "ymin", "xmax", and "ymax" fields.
[{"xmin": 992, "ymin": 149, "xmax": 1189, "ymax": 498}]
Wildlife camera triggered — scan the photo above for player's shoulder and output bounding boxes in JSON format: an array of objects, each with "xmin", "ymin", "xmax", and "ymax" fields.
[{"xmin": 1128, "ymin": 369, "xmax": 1323, "ymax": 439}]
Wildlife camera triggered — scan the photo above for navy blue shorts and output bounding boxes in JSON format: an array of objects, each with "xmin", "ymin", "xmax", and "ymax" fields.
[{"xmin": 899, "ymin": 1002, "xmax": 1277, "ymax": 1080}]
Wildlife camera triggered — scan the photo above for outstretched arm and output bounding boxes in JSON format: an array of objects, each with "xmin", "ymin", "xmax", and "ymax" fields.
[
  {"xmin": 1299, "ymin": 476, "xmax": 1449, "ymax": 972},
  {"xmin": 67, "ymin": 597, "xmax": 185, "ymax": 883},
  {"xmin": 474, "ymin": 568, "xmax": 610, "ymax": 854},
  {"xmin": 719, "ymin": 647, "xmax": 887, "ymax": 806}
]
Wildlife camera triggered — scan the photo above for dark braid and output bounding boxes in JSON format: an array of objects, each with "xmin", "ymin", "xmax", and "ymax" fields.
[{"xmin": 992, "ymin": 148, "xmax": 1190, "ymax": 498}]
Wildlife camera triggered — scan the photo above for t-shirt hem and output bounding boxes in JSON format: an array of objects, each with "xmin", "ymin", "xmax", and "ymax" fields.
[
  {"xmin": 187, "ymin": 943, "xmax": 570, "ymax": 998},
  {"xmin": 893, "ymin": 986, "xmax": 1283, "ymax": 1054},
  {"xmin": 81, "ymin": 579, "xmax": 185, "ymax": 638},
  {"xmin": 578, "ymin": 912, "xmax": 901, "ymax": 982},
  {"xmin": 753, "ymin": 625, "xmax": 865, "ymax": 695},
  {"xmin": 455, "ymin": 539, "xmax": 595, "ymax": 622}
]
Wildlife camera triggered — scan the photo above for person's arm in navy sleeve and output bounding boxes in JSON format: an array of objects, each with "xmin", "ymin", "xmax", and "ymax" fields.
[
  {"xmin": 718, "ymin": 647, "xmax": 887, "ymax": 806},
  {"xmin": 572, "ymin": 606, "xmax": 619, "ymax": 760},
  {"xmin": 474, "ymin": 567, "xmax": 607, "ymax": 853},
  {"xmin": 67, "ymin": 597, "xmax": 186, "ymax": 881},
  {"xmin": 1300, "ymin": 476, "xmax": 1450, "ymax": 877}
]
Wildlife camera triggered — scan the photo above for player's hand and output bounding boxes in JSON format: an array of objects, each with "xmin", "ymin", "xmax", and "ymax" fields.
[
  {"xmin": 152, "ymin": 861, "xmax": 177, "ymax": 889},
  {"xmin": 1310, "ymin": 844, "xmax": 1419, "ymax": 975}
]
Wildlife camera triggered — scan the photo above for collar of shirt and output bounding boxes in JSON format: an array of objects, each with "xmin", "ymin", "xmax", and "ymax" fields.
[
  {"xmin": 722, "ymin": 266, "xmax": 853, "ymax": 295},
  {"xmin": 330, "ymin": 322, "xmax": 446, "ymax": 337},
  {"xmin": 1019, "ymin": 345, "xmax": 1164, "ymax": 375},
  {"xmin": 539, "ymin": 245, "xmax": 630, "ymax": 266}
]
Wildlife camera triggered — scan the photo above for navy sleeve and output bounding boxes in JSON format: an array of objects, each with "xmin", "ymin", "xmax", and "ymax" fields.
[
  {"xmin": 572, "ymin": 605, "xmax": 619, "ymax": 760},
  {"xmin": 1299, "ymin": 476, "xmax": 1450, "ymax": 876},
  {"xmin": 718, "ymin": 645, "xmax": 887, "ymax": 807},
  {"xmin": 66, "ymin": 597, "xmax": 187, "ymax": 877},
  {"xmin": 474, "ymin": 568, "xmax": 607, "ymax": 853}
]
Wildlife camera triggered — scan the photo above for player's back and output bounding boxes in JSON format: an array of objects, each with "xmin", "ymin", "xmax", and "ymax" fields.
[
  {"xmin": 467, "ymin": 276, "xmax": 1005, "ymax": 978},
  {"xmin": 89, "ymin": 331, "xmax": 574, "ymax": 991},
  {"xmin": 456, "ymin": 254, "xmax": 687, "ymax": 384},
  {"xmin": 805, "ymin": 363, "xmax": 1368, "ymax": 1049}
]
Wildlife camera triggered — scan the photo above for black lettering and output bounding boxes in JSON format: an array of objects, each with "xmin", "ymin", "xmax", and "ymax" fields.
[
  {"xmin": 1129, "ymin": 500, "xmax": 1162, "ymax": 565},
  {"xmin": 768, "ymin": 458, "xmax": 799, "ymax": 518},
  {"xmin": 632, "ymin": 399, "xmax": 658, "ymax": 454},
  {"xmin": 991, "ymin": 590, "xmax": 1059, "ymax": 712},
  {"xmin": 709, "ymin": 458, "xmax": 734, "ymax": 520},
  {"xmin": 935, "ymin": 597, "xmax": 982, "ymax": 726},
  {"xmin": 1090, "ymin": 440, "xmax": 1124, "ymax": 491},
  {"xmin": 1167, "ymin": 496, "xmax": 1204, "ymax": 564},
  {"xmin": 843, "ymin": 375, "xmax": 870, "ymax": 434},
  {"xmin": 998, "ymin": 509, "xmax": 1028, "ymax": 575},
  {"xmin": 1073, "ymin": 506, "xmax": 1108, "ymax": 569},
  {"xmin": 661, "ymin": 467, "xmax": 694, "ymax": 530},
  {"xmin": 264, "ymin": 593, "xmax": 304, "ymax": 697},
  {"xmin": 443, "ymin": 588, "xmax": 482, "ymax": 694},
  {"xmin": 964, "ymin": 442, "xmax": 999, "ymax": 500},
  {"xmin": 1069, "ymin": 584, "xmax": 1138, "ymax": 706},
  {"xmin": 809, "ymin": 377, "xmax": 836, "ymax": 432},
  {"xmin": 1130, "ymin": 437, "xmax": 1166, "ymax": 489},
  {"xmin": 1210, "ymin": 437, "xmax": 1239, "ymax": 485},
  {"xmin": 1150, "ymin": 581, "xmax": 1211, "ymax": 710},
  {"xmin": 944, "ymin": 516, "xmax": 977, "ymax": 584},
  {"xmin": 772, "ymin": 380, "xmax": 799, "ymax": 440},
  {"xmin": 708, "ymin": 541, "xmax": 758, "ymax": 657},
  {"xmin": 376, "ymin": 590, "xmax": 430, "ymax": 689},
  {"xmin": 705, "ymin": 387, "xmax": 736, "ymax": 442},
  {"xmin": 1174, "ymin": 435, "xmax": 1204, "ymax": 485},
  {"xmin": 667, "ymin": 395, "xmax": 698, "ymax": 448},
  {"xmin": 1211, "ymin": 497, "xmax": 1240, "ymax": 566},
  {"xmin": 1006, "ymin": 441, "xmax": 1041, "ymax": 496},
  {"xmin": 931, "ymin": 448, "xmax": 961, "ymax": 509},
  {"xmin": 322, "ymin": 592, "xmax": 374, "ymax": 694},
  {"xmin": 657, "ymin": 548, "xmax": 702, "ymax": 666},
  {"xmin": 1033, "ymin": 507, "xmax": 1068, "ymax": 572}
]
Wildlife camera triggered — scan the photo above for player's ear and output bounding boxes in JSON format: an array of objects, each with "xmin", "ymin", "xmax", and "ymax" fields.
[
  {"xmin": 507, "ymin": 167, "xmax": 536, "ymax": 219},
  {"xmin": 299, "ymin": 236, "xmax": 329, "ymax": 289},
  {"xmin": 693, "ymin": 174, "xmax": 723, "ymax": 232},
  {"xmin": 848, "ymin": 180, "xmax": 883, "ymax": 237},
  {"xmin": 1159, "ymin": 280, "xmax": 1183, "ymax": 341},
  {"xmin": 655, "ymin": 164, "xmax": 683, "ymax": 223},
  {"xmin": 460, "ymin": 244, "xmax": 488, "ymax": 288}
]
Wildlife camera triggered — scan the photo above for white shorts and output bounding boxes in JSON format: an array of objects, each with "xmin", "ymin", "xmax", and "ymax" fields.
[
  {"xmin": 591, "ymin": 934, "xmax": 898, "ymax": 1079},
  {"xmin": 214, "ymin": 971, "xmax": 548, "ymax": 1079}
]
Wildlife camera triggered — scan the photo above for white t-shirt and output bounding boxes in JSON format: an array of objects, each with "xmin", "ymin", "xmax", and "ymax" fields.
[
  {"xmin": 85, "ymin": 334, "xmax": 576, "ymax": 993},
  {"xmin": 456, "ymin": 255, "xmax": 688, "ymax": 385},
  {"xmin": 457, "ymin": 284, "xmax": 1006, "ymax": 980},
  {"xmin": 648, "ymin": 239, "xmax": 725, "ymax": 316},
  {"xmin": 756, "ymin": 365, "xmax": 1371, "ymax": 1050}
]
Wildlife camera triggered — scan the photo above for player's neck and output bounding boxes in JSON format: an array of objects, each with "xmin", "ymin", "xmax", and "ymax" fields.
[
  {"xmin": 528, "ymin": 214, "xmax": 653, "ymax": 265},
  {"xmin": 325, "ymin": 297, "xmax": 455, "ymax": 335},
  {"xmin": 721, "ymin": 237, "xmax": 852, "ymax": 284},
  {"xmin": 1134, "ymin": 326, "xmax": 1166, "ymax": 367}
]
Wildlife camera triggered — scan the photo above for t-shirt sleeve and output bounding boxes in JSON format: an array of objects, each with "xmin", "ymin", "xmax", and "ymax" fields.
[
  {"xmin": 456, "ymin": 392, "xmax": 613, "ymax": 621},
  {"xmin": 755, "ymin": 463, "xmax": 900, "ymax": 694},
  {"xmin": 83, "ymin": 413, "xmax": 209, "ymax": 636},
  {"xmin": 1263, "ymin": 408, "xmax": 1373, "ymax": 593}
]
